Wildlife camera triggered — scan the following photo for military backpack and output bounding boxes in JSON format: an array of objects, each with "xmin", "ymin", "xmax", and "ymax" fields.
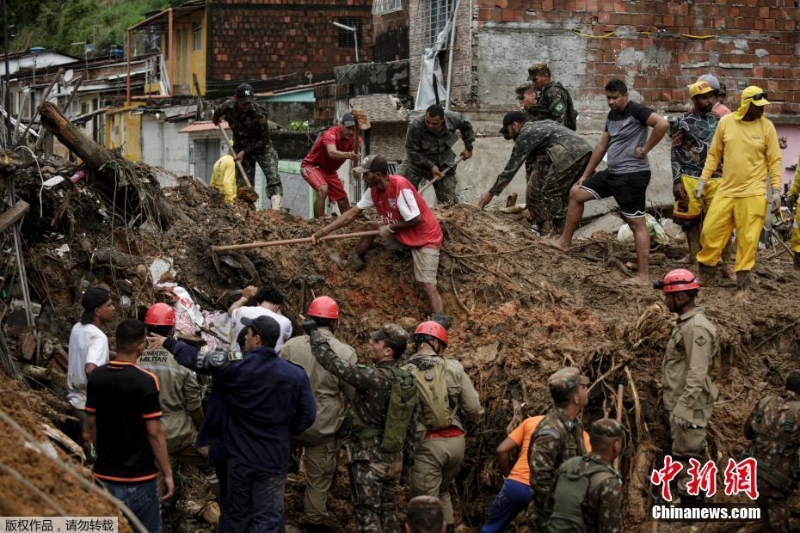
[
  {"xmin": 543, "ymin": 82, "xmax": 578, "ymax": 131},
  {"xmin": 377, "ymin": 366, "xmax": 418, "ymax": 453},
  {"xmin": 546, "ymin": 456, "xmax": 618, "ymax": 533},
  {"xmin": 404, "ymin": 356, "xmax": 452, "ymax": 430}
]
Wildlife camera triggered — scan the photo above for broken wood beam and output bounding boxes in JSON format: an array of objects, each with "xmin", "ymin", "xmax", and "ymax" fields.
[{"xmin": 0, "ymin": 200, "xmax": 29, "ymax": 233}]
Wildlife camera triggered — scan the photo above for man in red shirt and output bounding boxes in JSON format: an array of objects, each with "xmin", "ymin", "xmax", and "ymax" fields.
[
  {"xmin": 311, "ymin": 154, "xmax": 446, "ymax": 320},
  {"xmin": 302, "ymin": 112, "xmax": 360, "ymax": 218}
]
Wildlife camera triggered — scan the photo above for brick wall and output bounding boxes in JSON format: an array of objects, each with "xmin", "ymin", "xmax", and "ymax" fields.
[
  {"xmin": 207, "ymin": 0, "xmax": 372, "ymax": 87},
  {"xmin": 467, "ymin": 0, "xmax": 799, "ymax": 116},
  {"xmin": 373, "ymin": 10, "xmax": 409, "ymax": 62}
]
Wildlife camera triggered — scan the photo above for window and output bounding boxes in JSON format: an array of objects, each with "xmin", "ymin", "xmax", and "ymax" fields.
[
  {"xmin": 429, "ymin": 0, "xmax": 454, "ymax": 46},
  {"xmin": 337, "ymin": 17, "xmax": 362, "ymax": 48},
  {"xmin": 193, "ymin": 21, "xmax": 202, "ymax": 51},
  {"xmin": 372, "ymin": 0, "xmax": 402, "ymax": 15}
]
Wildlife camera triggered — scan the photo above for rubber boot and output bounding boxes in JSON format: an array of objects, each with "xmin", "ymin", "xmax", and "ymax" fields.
[
  {"xmin": 736, "ymin": 270, "xmax": 751, "ymax": 292},
  {"xmin": 794, "ymin": 253, "xmax": 800, "ymax": 271},
  {"xmin": 270, "ymin": 194, "xmax": 283, "ymax": 211},
  {"xmin": 698, "ymin": 263, "xmax": 717, "ymax": 286}
]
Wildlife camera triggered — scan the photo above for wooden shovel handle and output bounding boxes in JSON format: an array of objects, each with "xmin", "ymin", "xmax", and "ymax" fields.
[
  {"xmin": 211, "ymin": 230, "xmax": 380, "ymax": 253},
  {"xmin": 217, "ymin": 123, "xmax": 253, "ymax": 188}
]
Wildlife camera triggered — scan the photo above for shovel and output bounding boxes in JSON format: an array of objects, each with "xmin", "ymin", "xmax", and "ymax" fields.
[
  {"xmin": 418, "ymin": 155, "xmax": 464, "ymax": 194},
  {"xmin": 210, "ymin": 230, "xmax": 380, "ymax": 272},
  {"xmin": 217, "ymin": 123, "xmax": 259, "ymax": 203}
]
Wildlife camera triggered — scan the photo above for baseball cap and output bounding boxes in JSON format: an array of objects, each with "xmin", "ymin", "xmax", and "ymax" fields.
[
  {"xmin": 370, "ymin": 323, "xmax": 409, "ymax": 356},
  {"xmin": 80, "ymin": 287, "xmax": 111, "ymax": 325},
  {"xmin": 697, "ymin": 74, "xmax": 720, "ymax": 91},
  {"xmin": 499, "ymin": 111, "xmax": 527, "ymax": 136},
  {"xmin": 354, "ymin": 154, "xmax": 389, "ymax": 175},
  {"xmin": 527, "ymin": 62, "xmax": 548, "ymax": 79},
  {"xmin": 786, "ymin": 371, "xmax": 800, "ymax": 394},
  {"xmin": 590, "ymin": 418, "xmax": 624, "ymax": 439},
  {"xmin": 742, "ymin": 85, "xmax": 770, "ymax": 107},
  {"xmin": 688, "ymin": 81, "xmax": 714, "ymax": 98},
  {"xmin": 342, "ymin": 111, "xmax": 356, "ymax": 127},
  {"xmin": 235, "ymin": 83, "xmax": 255, "ymax": 102},
  {"xmin": 240, "ymin": 315, "xmax": 281, "ymax": 346},
  {"xmin": 548, "ymin": 367, "xmax": 590, "ymax": 401}
]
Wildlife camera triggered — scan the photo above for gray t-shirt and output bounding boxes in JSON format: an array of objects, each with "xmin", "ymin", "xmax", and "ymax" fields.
[{"xmin": 605, "ymin": 101, "xmax": 653, "ymax": 174}]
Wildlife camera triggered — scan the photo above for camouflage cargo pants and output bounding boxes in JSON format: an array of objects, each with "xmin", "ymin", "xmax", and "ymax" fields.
[
  {"xmin": 350, "ymin": 456, "xmax": 403, "ymax": 532},
  {"xmin": 241, "ymin": 146, "xmax": 283, "ymax": 197},
  {"xmin": 757, "ymin": 481, "xmax": 792, "ymax": 532},
  {"xmin": 526, "ymin": 152, "xmax": 590, "ymax": 223},
  {"xmin": 525, "ymin": 153, "xmax": 550, "ymax": 224},
  {"xmin": 397, "ymin": 161, "xmax": 457, "ymax": 204}
]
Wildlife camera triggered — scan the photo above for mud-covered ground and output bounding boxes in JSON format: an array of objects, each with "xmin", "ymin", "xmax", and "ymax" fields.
[{"xmin": 2, "ymin": 159, "xmax": 799, "ymax": 531}]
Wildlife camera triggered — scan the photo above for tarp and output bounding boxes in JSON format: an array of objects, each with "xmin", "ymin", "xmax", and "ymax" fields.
[{"xmin": 414, "ymin": 19, "xmax": 451, "ymax": 110}]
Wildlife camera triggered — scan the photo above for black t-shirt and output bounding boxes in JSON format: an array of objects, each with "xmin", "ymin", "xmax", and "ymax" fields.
[{"xmin": 86, "ymin": 361, "xmax": 162, "ymax": 482}]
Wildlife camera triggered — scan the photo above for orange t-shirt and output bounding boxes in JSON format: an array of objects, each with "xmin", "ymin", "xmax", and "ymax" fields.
[{"xmin": 507, "ymin": 415, "xmax": 592, "ymax": 486}]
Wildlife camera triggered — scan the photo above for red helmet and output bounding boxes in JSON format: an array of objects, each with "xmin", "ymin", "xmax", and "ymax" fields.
[
  {"xmin": 413, "ymin": 321, "xmax": 448, "ymax": 346},
  {"xmin": 660, "ymin": 269, "xmax": 700, "ymax": 293},
  {"xmin": 307, "ymin": 296, "xmax": 339, "ymax": 319},
  {"xmin": 144, "ymin": 303, "xmax": 176, "ymax": 326}
]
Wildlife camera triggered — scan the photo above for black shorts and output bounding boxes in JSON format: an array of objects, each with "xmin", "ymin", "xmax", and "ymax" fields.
[{"xmin": 581, "ymin": 169, "xmax": 651, "ymax": 218}]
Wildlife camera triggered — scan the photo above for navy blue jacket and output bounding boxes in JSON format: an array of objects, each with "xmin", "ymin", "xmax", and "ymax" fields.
[{"xmin": 165, "ymin": 340, "xmax": 316, "ymax": 474}]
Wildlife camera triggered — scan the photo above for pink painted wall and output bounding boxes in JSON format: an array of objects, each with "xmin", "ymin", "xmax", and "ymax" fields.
[{"xmin": 776, "ymin": 124, "xmax": 800, "ymax": 191}]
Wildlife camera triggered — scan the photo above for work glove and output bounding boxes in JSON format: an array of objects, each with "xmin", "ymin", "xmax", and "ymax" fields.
[
  {"xmin": 692, "ymin": 178, "xmax": 707, "ymax": 200},
  {"xmin": 378, "ymin": 224, "xmax": 395, "ymax": 238},
  {"xmin": 772, "ymin": 188, "xmax": 782, "ymax": 214},
  {"xmin": 301, "ymin": 318, "xmax": 319, "ymax": 335}
]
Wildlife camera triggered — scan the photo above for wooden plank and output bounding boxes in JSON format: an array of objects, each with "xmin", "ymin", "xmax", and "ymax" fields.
[{"xmin": 0, "ymin": 200, "xmax": 29, "ymax": 233}]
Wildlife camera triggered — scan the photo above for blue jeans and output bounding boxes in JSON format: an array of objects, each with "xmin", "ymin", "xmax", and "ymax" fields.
[
  {"xmin": 227, "ymin": 457, "xmax": 286, "ymax": 532},
  {"xmin": 102, "ymin": 479, "xmax": 160, "ymax": 533},
  {"xmin": 481, "ymin": 478, "xmax": 531, "ymax": 533}
]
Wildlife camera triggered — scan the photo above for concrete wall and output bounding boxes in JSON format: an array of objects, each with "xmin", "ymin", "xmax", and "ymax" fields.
[{"xmin": 141, "ymin": 117, "xmax": 192, "ymax": 175}]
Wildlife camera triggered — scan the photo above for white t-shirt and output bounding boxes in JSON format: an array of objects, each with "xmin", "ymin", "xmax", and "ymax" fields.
[
  {"xmin": 67, "ymin": 322, "xmax": 110, "ymax": 410},
  {"xmin": 230, "ymin": 306, "xmax": 293, "ymax": 352}
]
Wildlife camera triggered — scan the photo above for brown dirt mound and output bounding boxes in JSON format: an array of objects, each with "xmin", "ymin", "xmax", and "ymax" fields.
[{"xmin": 3, "ymin": 159, "xmax": 800, "ymax": 531}]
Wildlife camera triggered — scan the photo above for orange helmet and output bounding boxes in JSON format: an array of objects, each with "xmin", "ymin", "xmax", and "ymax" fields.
[
  {"xmin": 413, "ymin": 321, "xmax": 448, "ymax": 346},
  {"xmin": 144, "ymin": 303, "xmax": 175, "ymax": 326},
  {"xmin": 655, "ymin": 269, "xmax": 700, "ymax": 293},
  {"xmin": 307, "ymin": 296, "xmax": 339, "ymax": 320}
]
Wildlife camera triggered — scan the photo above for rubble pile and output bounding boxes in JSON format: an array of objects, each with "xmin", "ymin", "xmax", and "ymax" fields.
[{"xmin": 2, "ymin": 150, "xmax": 800, "ymax": 531}]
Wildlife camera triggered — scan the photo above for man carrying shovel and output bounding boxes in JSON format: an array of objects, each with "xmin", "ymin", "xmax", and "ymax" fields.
[
  {"xmin": 212, "ymin": 83, "xmax": 283, "ymax": 209},
  {"xmin": 311, "ymin": 155, "xmax": 450, "ymax": 327}
]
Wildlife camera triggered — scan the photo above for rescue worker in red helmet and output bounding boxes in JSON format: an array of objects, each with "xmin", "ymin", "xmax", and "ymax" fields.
[
  {"xmin": 403, "ymin": 322, "xmax": 484, "ymax": 532},
  {"xmin": 656, "ymin": 269, "xmax": 719, "ymax": 505},
  {"xmin": 280, "ymin": 296, "xmax": 357, "ymax": 533},
  {"xmin": 139, "ymin": 303, "xmax": 221, "ymax": 503}
]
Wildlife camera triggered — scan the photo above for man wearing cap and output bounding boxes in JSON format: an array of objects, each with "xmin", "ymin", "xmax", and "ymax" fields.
[
  {"xmin": 658, "ymin": 268, "xmax": 718, "ymax": 505},
  {"xmin": 398, "ymin": 104, "xmax": 475, "ymax": 204},
  {"xmin": 546, "ymin": 78, "xmax": 669, "ymax": 286},
  {"xmin": 301, "ymin": 112, "xmax": 360, "ymax": 218},
  {"xmin": 67, "ymin": 286, "xmax": 115, "ymax": 455},
  {"xmin": 212, "ymin": 83, "xmax": 284, "ymax": 209},
  {"xmin": 515, "ymin": 85, "xmax": 537, "ymax": 122},
  {"xmin": 671, "ymin": 80, "xmax": 723, "ymax": 261},
  {"xmin": 228, "ymin": 285, "xmax": 292, "ymax": 353},
  {"xmin": 311, "ymin": 154, "xmax": 447, "ymax": 322},
  {"xmin": 478, "ymin": 112, "xmax": 592, "ymax": 236},
  {"xmin": 527, "ymin": 367, "xmax": 589, "ymax": 529},
  {"xmin": 697, "ymin": 74, "xmax": 731, "ymax": 118},
  {"xmin": 149, "ymin": 315, "xmax": 316, "ymax": 532},
  {"xmin": 281, "ymin": 296, "xmax": 357, "ymax": 533},
  {"xmin": 547, "ymin": 419, "xmax": 624, "ymax": 532},
  {"xmin": 695, "ymin": 85, "xmax": 783, "ymax": 292},
  {"xmin": 527, "ymin": 63, "xmax": 577, "ymax": 131},
  {"xmin": 744, "ymin": 370, "xmax": 800, "ymax": 532},
  {"xmin": 301, "ymin": 319, "xmax": 418, "ymax": 533}
]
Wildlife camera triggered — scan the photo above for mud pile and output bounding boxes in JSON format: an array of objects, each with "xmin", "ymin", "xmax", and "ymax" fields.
[{"xmin": 2, "ymin": 156, "xmax": 800, "ymax": 531}]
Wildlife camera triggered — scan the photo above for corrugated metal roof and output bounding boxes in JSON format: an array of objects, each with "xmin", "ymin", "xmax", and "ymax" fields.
[{"xmin": 179, "ymin": 121, "xmax": 229, "ymax": 134}]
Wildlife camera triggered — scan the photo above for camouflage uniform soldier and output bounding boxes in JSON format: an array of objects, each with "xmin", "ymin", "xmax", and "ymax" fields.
[
  {"xmin": 657, "ymin": 269, "xmax": 719, "ymax": 503},
  {"xmin": 397, "ymin": 104, "xmax": 475, "ymax": 204},
  {"xmin": 478, "ymin": 112, "xmax": 592, "ymax": 236},
  {"xmin": 527, "ymin": 63, "xmax": 577, "ymax": 130},
  {"xmin": 303, "ymin": 321, "xmax": 419, "ymax": 533},
  {"xmin": 547, "ymin": 419, "xmax": 625, "ymax": 533},
  {"xmin": 212, "ymin": 83, "xmax": 284, "ymax": 209},
  {"xmin": 527, "ymin": 367, "xmax": 590, "ymax": 529},
  {"xmin": 744, "ymin": 371, "xmax": 800, "ymax": 532}
]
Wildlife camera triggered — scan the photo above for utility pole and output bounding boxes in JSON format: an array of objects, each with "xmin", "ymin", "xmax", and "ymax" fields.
[{"xmin": 2, "ymin": 0, "xmax": 11, "ymax": 147}]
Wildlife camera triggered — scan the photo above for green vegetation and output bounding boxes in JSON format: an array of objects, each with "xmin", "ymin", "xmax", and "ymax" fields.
[{"xmin": 4, "ymin": 0, "xmax": 185, "ymax": 55}]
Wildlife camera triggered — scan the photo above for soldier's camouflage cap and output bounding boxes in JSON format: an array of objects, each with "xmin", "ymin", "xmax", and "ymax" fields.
[
  {"xmin": 370, "ymin": 323, "xmax": 410, "ymax": 351},
  {"xmin": 528, "ymin": 62, "xmax": 549, "ymax": 79},
  {"xmin": 590, "ymin": 418, "xmax": 624, "ymax": 439},
  {"xmin": 515, "ymin": 83, "xmax": 531, "ymax": 99},
  {"xmin": 548, "ymin": 367, "xmax": 590, "ymax": 400}
]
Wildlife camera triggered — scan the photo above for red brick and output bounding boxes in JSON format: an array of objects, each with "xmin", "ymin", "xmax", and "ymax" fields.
[
  {"xmin": 663, "ymin": 14, "xmax": 674, "ymax": 26},
  {"xmin": 501, "ymin": 8, "xmax": 516, "ymax": 21}
]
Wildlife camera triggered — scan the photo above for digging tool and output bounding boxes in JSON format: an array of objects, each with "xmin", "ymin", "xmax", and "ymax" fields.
[
  {"xmin": 418, "ymin": 155, "xmax": 463, "ymax": 194},
  {"xmin": 216, "ymin": 123, "xmax": 258, "ymax": 203},
  {"xmin": 211, "ymin": 230, "xmax": 380, "ymax": 272}
]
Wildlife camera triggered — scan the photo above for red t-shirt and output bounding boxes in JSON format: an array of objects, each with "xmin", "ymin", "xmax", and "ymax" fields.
[
  {"xmin": 301, "ymin": 125, "xmax": 355, "ymax": 173},
  {"xmin": 356, "ymin": 175, "xmax": 443, "ymax": 249}
]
